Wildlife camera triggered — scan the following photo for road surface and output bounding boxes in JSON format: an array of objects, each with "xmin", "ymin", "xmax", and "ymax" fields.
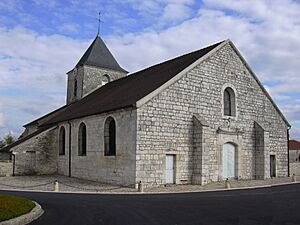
[{"xmin": 0, "ymin": 183, "xmax": 299, "ymax": 225}]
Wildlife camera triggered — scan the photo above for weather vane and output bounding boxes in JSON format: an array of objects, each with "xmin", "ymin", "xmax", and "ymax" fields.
[{"xmin": 97, "ymin": 11, "xmax": 104, "ymax": 36}]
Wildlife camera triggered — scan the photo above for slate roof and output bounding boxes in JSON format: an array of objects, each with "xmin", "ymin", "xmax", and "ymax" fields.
[
  {"xmin": 76, "ymin": 35, "xmax": 128, "ymax": 73},
  {"xmin": 41, "ymin": 41, "xmax": 224, "ymax": 126},
  {"xmin": 289, "ymin": 140, "xmax": 300, "ymax": 150}
]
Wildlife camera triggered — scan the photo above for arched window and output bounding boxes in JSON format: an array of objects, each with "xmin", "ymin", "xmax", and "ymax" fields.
[
  {"xmin": 59, "ymin": 126, "xmax": 66, "ymax": 155},
  {"xmin": 224, "ymin": 87, "xmax": 236, "ymax": 116},
  {"xmin": 102, "ymin": 74, "xmax": 110, "ymax": 85},
  {"xmin": 78, "ymin": 123, "xmax": 87, "ymax": 156},
  {"xmin": 74, "ymin": 78, "xmax": 78, "ymax": 97},
  {"xmin": 104, "ymin": 117, "xmax": 116, "ymax": 156}
]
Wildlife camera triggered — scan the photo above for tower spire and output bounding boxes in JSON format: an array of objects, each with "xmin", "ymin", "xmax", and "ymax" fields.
[{"xmin": 97, "ymin": 12, "xmax": 104, "ymax": 36}]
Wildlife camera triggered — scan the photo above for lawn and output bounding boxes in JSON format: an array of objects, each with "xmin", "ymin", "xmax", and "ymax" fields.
[{"xmin": 0, "ymin": 195, "xmax": 35, "ymax": 222}]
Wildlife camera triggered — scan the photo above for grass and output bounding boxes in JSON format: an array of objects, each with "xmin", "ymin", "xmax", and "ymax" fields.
[{"xmin": 0, "ymin": 195, "xmax": 35, "ymax": 222}]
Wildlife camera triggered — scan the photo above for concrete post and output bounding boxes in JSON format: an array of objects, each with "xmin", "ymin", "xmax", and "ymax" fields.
[
  {"xmin": 54, "ymin": 180, "xmax": 59, "ymax": 192},
  {"xmin": 138, "ymin": 181, "xmax": 143, "ymax": 192},
  {"xmin": 292, "ymin": 174, "xmax": 296, "ymax": 182},
  {"xmin": 225, "ymin": 178, "xmax": 231, "ymax": 189}
]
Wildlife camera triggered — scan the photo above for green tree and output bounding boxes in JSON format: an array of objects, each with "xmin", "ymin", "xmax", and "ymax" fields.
[
  {"xmin": 0, "ymin": 140, "xmax": 5, "ymax": 149},
  {"xmin": 0, "ymin": 133, "xmax": 16, "ymax": 150}
]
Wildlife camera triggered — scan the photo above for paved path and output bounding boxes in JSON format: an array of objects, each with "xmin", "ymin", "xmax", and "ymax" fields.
[
  {"xmin": 0, "ymin": 175, "xmax": 297, "ymax": 193},
  {"xmin": 0, "ymin": 183, "xmax": 299, "ymax": 225}
]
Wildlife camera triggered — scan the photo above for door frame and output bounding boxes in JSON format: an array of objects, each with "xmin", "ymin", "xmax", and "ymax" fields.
[
  {"xmin": 222, "ymin": 143, "xmax": 236, "ymax": 179},
  {"xmin": 270, "ymin": 154, "xmax": 276, "ymax": 177},
  {"xmin": 218, "ymin": 142, "xmax": 239, "ymax": 180},
  {"xmin": 165, "ymin": 154, "xmax": 176, "ymax": 184}
]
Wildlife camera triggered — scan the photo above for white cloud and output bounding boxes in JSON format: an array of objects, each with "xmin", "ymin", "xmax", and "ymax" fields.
[
  {"xmin": 0, "ymin": 113, "xmax": 4, "ymax": 128},
  {"xmin": 0, "ymin": 26, "xmax": 90, "ymax": 91},
  {"xmin": 106, "ymin": 0, "xmax": 300, "ymax": 137},
  {"xmin": 160, "ymin": 3, "xmax": 192, "ymax": 23},
  {"xmin": 58, "ymin": 23, "xmax": 80, "ymax": 34},
  {"xmin": 290, "ymin": 127, "xmax": 300, "ymax": 141},
  {"xmin": 120, "ymin": 0, "xmax": 196, "ymax": 26},
  {"xmin": 0, "ymin": 0, "xmax": 299, "ymax": 140}
]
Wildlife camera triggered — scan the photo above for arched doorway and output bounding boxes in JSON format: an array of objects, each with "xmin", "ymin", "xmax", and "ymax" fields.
[{"xmin": 222, "ymin": 143, "xmax": 236, "ymax": 179}]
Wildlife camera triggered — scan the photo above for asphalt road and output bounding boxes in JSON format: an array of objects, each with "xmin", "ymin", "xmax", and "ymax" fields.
[{"xmin": 0, "ymin": 183, "xmax": 299, "ymax": 225}]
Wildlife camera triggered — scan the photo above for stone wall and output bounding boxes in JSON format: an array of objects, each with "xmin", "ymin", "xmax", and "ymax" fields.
[
  {"xmin": 11, "ymin": 128, "xmax": 58, "ymax": 175},
  {"xmin": 58, "ymin": 107, "xmax": 137, "ymax": 186},
  {"xmin": 136, "ymin": 42, "xmax": 288, "ymax": 187},
  {"xmin": 82, "ymin": 65, "xmax": 127, "ymax": 96},
  {"xmin": 67, "ymin": 66, "xmax": 84, "ymax": 104},
  {"xmin": 290, "ymin": 163, "xmax": 300, "ymax": 176},
  {"xmin": 0, "ymin": 151, "xmax": 11, "ymax": 161},
  {"xmin": 0, "ymin": 161, "xmax": 13, "ymax": 176},
  {"xmin": 289, "ymin": 149, "xmax": 300, "ymax": 163},
  {"xmin": 66, "ymin": 65, "xmax": 127, "ymax": 104}
]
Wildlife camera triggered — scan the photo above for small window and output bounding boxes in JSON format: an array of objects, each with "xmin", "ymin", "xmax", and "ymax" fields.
[
  {"xmin": 224, "ymin": 87, "xmax": 236, "ymax": 116},
  {"xmin": 104, "ymin": 117, "xmax": 116, "ymax": 156},
  {"xmin": 59, "ymin": 127, "xmax": 66, "ymax": 155},
  {"xmin": 102, "ymin": 74, "xmax": 110, "ymax": 85},
  {"xmin": 74, "ymin": 78, "xmax": 78, "ymax": 97},
  {"xmin": 78, "ymin": 123, "xmax": 87, "ymax": 156}
]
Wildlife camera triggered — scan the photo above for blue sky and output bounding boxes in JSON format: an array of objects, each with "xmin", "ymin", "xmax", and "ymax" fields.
[{"xmin": 0, "ymin": 0, "xmax": 300, "ymax": 139}]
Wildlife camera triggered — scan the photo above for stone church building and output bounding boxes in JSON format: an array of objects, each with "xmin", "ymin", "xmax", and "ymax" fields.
[{"xmin": 2, "ymin": 35, "xmax": 290, "ymax": 187}]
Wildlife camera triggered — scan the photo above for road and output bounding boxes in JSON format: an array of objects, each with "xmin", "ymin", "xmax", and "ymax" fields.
[{"xmin": 0, "ymin": 183, "xmax": 299, "ymax": 225}]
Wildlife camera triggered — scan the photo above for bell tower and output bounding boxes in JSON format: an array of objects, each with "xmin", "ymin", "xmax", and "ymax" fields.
[{"xmin": 66, "ymin": 35, "xmax": 128, "ymax": 104}]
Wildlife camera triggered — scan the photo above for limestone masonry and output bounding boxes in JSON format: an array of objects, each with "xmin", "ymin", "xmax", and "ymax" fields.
[{"xmin": 1, "ymin": 35, "xmax": 290, "ymax": 187}]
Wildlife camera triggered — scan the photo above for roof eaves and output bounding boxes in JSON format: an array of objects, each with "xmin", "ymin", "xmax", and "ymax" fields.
[
  {"xmin": 23, "ymin": 104, "xmax": 70, "ymax": 127},
  {"xmin": 1, "ymin": 125, "xmax": 56, "ymax": 152},
  {"xmin": 41, "ymin": 104, "xmax": 136, "ymax": 127}
]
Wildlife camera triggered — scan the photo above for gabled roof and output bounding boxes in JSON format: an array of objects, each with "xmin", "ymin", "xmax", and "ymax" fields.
[
  {"xmin": 289, "ymin": 140, "xmax": 300, "ymax": 150},
  {"xmin": 75, "ymin": 35, "xmax": 127, "ymax": 73},
  {"xmin": 41, "ymin": 40, "xmax": 224, "ymax": 126},
  {"xmin": 0, "ymin": 125, "xmax": 55, "ymax": 152}
]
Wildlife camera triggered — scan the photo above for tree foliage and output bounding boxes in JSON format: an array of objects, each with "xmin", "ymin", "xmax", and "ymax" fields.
[{"xmin": 0, "ymin": 133, "xmax": 16, "ymax": 150}]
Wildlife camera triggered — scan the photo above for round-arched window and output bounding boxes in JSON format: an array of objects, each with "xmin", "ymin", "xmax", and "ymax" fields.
[
  {"xmin": 78, "ymin": 122, "xmax": 87, "ymax": 156},
  {"xmin": 102, "ymin": 74, "xmax": 110, "ymax": 85},
  {"xmin": 104, "ymin": 117, "xmax": 116, "ymax": 156},
  {"xmin": 59, "ymin": 126, "xmax": 66, "ymax": 155},
  {"xmin": 224, "ymin": 87, "xmax": 236, "ymax": 116}
]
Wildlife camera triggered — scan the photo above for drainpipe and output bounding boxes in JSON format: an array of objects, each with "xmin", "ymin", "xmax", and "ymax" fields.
[
  {"xmin": 287, "ymin": 126, "xmax": 291, "ymax": 177},
  {"xmin": 68, "ymin": 121, "xmax": 72, "ymax": 177},
  {"xmin": 11, "ymin": 153, "xmax": 15, "ymax": 176}
]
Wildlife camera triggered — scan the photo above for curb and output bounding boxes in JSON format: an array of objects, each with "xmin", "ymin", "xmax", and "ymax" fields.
[
  {"xmin": 0, "ymin": 201, "xmax": 44, "ymax": 225},
  {"xmin": 0, "ymin": 181, "xmax": 299, "ymax": 195}
]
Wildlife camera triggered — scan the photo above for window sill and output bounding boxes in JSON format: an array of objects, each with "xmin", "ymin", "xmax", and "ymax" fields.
[{"xmin": 222, "ymin": 115, "xmax": 236, "ymax": 120}]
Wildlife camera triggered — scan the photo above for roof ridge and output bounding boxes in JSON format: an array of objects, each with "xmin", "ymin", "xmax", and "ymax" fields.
[
  {"xmin": 85, "ymin": 40, "xmax": 226, "ymax": 89},
  {"xmin": 127, "ymin": 40, "xmax": 226, "ymax": 77}
]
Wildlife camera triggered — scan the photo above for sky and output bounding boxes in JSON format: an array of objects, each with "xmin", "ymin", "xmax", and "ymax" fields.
[{"xmin": 0, "ymin": 0, "xmax": 299, "ymax": 140}]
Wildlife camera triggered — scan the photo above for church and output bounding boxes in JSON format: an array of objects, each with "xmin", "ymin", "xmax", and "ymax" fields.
[{"xmin": 2, "ymin": 35, "xmax": 290, "ymax": 187}]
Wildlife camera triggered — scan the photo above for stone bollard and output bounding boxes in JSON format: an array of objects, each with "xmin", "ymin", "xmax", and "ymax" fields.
[
  {"xmin": 54, "ymin": 180, "xmax": 59, "ymax": 192},
  {"xmin": 225, "ymin": 178, "xmax": 231, "ymax": 189},
  {"xmin": 292, "ymin": 174, "xmax": 296, "ymax": 182},
  {"xmin": 138, "ymin": 181, "xmax": 143, "ymax": 193}
]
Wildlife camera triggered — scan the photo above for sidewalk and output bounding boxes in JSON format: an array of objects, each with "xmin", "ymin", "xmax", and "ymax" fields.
[
  {"xmin": 0, "ymin": 175, "xmax": 298, "ymax": 193},
  {"xmin": 0, "ymin": 175, "xmax": 136, "ymax": 193}
]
